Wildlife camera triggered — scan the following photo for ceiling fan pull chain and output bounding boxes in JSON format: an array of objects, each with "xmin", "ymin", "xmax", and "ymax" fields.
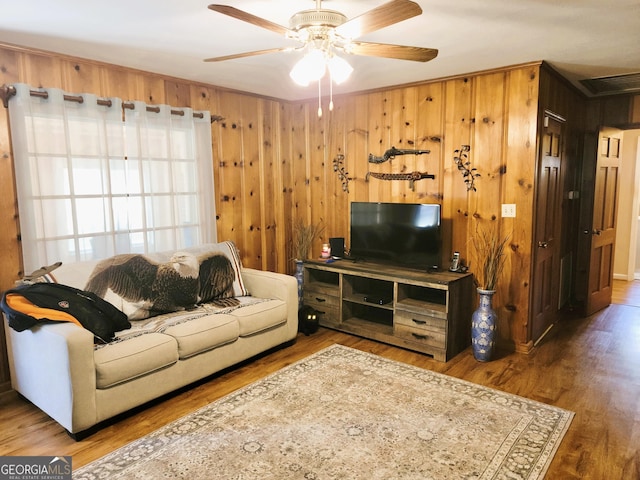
[{"xmin": 329, "ymin": 70, "xmax": 334, "ymax": 112}]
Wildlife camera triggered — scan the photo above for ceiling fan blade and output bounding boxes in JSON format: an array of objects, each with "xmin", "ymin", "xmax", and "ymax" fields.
[
  {"xmin": 335, "ymin": 0, "xmax": 422, "ymax": 39},
  {"xmin": 208, "ymin": 4, "xmax": 292, "ymax": 36},
  {"xmin": 347, "ymin": 42, "xmax": 438, "ymax": 62},
  {"xmin": 204, "ymin": 47, "xmax": 292, "ymax": 62}
]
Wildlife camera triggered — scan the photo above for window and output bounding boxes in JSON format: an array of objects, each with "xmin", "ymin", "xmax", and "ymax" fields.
[{"xmin": 8, "ymin": 84, "xmax": 216, "ymax": 273}]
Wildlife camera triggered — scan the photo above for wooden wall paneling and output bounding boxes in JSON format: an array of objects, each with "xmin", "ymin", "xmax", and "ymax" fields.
[
  {"xmin": 0, "ymin": 48, "xmax": 21, "ymax": 392},
  {"xmin": 501, "ymin": 66, "xmax": 540, "ymax": 349},
  {"xmin": 308, "ymin": 107, "xmax": 328, "ymax": 259},
  {"xmin": 190, "ymin": 85, "xmax": 222, "ymax": 245},
  {"xmin": 277, "ymin": 103, "xmax": 296, "ymax": 273},
  {"xmin": 443, "ymin": 77, "xmax": 474, "ymax": 265},
  {"xmin": 135, "ymin": 74, "xmax": 166, "ymax": 106},
  {"xmin": 259, "ymin": 100, "xmax": 279, "ymax": 272},
  {"xmin": 472, "ymin": 72, "xmax": 506, "ymax": 225},
  {"xmin": 323, "ymin": 98, "xmax": 348, "ymax": 243},
  {"xmin": 163, "ymin": 80, "xmax": 191, "ymax": 108},
  {"xmin": 0, "ymin": 48, "xmax": 22, "ymax": 292},
  {"xmin": 367, "ymin": 91, "xmax": 390, "ymax": 201},
  {"xmin": 238, "ymin": 95, "xmax": 263, "ymax": 268},
  {"xmin": 345, "ymin": 94, "xmax": 370, "ymax": 205},
  {"xmin": 18, "ymin": 52, "xmax": 63, "ymax": 89},
  {"xmin": 0, "ymin": 47, "xmax": 20, "ymax": 86},
  {"xmin": 101, "ymin": 68, "xmax": 140, "ymax": 103},
  {"xmin": 415, "ymin": 83, "xmax": 444, "ymax": 204},
  {"xmin": 61, "ymin": 59, "xmax": 102, "ymax": 95},
  {"xmin": 214, "ymin": 93, "xmax": 245, "ymax": 255},
  {"xmin": 289, "ymin": 103, "xmax": 312, "ymax": 260},
  {"xmin": 387, "ymin": 87, "xmax": 412, "ymax": 202}
]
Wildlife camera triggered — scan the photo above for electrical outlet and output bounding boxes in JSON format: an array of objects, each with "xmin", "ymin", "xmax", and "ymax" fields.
[{"xmin": 501, "ymin": 204, "xmax": 516, "ymax": 218}]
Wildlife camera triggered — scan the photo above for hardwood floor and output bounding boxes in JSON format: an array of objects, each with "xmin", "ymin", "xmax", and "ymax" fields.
[{"xmin": 1, "ymin": 281, "xmax": 639, "ymax": 479}]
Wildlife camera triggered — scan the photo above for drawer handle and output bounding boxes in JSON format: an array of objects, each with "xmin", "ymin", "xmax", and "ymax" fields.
[
  {"xmin": 315, "ymin": 297, "xmax": 326, "ymax": 303},
  {"xmin": 412, "ymin": 319, "xmax": 426, "ymax": 325},
  {"xmin": 412, "ymin": 333, "xmax": 428, "ymax": 340}
]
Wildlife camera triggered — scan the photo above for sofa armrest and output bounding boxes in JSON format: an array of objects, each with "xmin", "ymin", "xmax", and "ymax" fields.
[
  {"xmin": 240, "ymin": 268, "xmax": 298, "ymax": 334},
  {"xmin": 4, "ymin": 319, "xmax": 97, "ymax": 433}
]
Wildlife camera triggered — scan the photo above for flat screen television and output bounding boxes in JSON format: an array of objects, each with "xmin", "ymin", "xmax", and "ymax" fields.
[{"xmin": 350, "ymin": 202, "xmax": 441, "ymax": 270}]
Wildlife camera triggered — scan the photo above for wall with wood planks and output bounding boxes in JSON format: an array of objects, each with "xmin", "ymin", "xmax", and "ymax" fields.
[{"xmin": 0, "ymin": 44, "xmax": 637, "ymax": 392}]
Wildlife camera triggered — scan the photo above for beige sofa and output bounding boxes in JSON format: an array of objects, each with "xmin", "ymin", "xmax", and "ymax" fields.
[{"xmin": 3, "ymin": 244, "xmax": 298, "ymax": 439}]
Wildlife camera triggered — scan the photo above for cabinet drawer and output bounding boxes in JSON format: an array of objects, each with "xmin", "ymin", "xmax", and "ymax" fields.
[
  {"xmin": 304, "ymin": 291, "xmax": 339, "ymax": 309},
  {"xmin": 394, "ymin": 310, "xmax": 446, "ymax": 333},
  {"xmin": 394, "ymin": 323, "xmax": 446, "ymax": 349},
  {"xmin": 304, "ymin": 292, "xmax": 339, "ymax": 327}
]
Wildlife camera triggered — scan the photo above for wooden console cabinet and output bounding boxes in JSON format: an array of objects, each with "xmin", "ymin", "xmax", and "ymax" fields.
[{"xmin": 303, "ymin": 260, "xmax": 475, "ymax": 362}]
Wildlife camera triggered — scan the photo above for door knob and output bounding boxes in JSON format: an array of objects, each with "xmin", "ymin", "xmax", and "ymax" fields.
[{"xmin": 592, "ymin": 229, "xmax": 602, "ymax": 235}]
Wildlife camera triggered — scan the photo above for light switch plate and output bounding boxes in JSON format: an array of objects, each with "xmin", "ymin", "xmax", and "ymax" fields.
[{"xmin": 502, "ymin": 204, "xmax": 516, "ymax": 218}]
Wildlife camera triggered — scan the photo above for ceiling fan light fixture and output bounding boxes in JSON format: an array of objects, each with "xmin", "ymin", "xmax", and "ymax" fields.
[
  {"xmin": 290, "ymin": 49, "xmax": 326, "ymax": 86},
  {"xmin": 327, "ymin": 55, "xmax": 353, "ymax": 84}
]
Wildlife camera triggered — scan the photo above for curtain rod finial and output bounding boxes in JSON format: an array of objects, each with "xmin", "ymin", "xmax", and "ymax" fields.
[{"xmin": 0, "ymin": 84, "xmax": 17, "ymax": 108}]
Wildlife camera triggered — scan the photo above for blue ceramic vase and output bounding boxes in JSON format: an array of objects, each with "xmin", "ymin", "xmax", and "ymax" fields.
[
  {"xmin": 471, "ymin": 288, "xmax": 497, "ymax": 362},
  {"xmin": 294, "ymin": 260, "xmax": 304, "ymax": 310}
]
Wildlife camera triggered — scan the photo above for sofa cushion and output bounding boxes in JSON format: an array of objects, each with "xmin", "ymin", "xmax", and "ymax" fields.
[
  {"xmin": 231, "ymin": 299, "xmax": 288, "ymax": 336},
  {"xmin": 94, "ymin": 333, "xmax": 178, "ymax": 388},
  {"xmin": 162, "ymin": 314, "xmax": 239, "ymax": 359}
]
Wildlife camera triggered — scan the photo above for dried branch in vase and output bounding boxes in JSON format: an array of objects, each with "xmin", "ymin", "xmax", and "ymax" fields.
[
  {"xmin": 292, "ymin": 219, "xmax": 325, "ymax": 261},
  {"xmin": 470, "ymin": 227, "xmax": 509, "ymax": 291}
]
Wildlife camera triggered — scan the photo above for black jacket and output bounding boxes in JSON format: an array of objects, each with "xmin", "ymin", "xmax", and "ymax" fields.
[{"xmin": 1, "ymin": 282, "xmax": 130, "ymax": 343}]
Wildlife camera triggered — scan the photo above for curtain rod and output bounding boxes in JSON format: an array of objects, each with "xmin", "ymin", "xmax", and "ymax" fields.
[{"xmin": 0, "ymin": 84, "xmax": 216, "ymax": 121}]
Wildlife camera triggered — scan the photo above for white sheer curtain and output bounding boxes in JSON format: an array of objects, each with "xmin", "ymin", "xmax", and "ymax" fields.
[{"xmin": 8, "ymin": 83, "xmax": 216, "ymax": 273}]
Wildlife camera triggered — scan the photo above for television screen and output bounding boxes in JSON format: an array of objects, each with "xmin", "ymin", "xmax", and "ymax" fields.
[{"xmin": 350, "ymin": 202, "xmax": 441, "ymax": 270}]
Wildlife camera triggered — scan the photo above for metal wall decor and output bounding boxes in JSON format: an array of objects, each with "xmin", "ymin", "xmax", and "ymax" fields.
[
  {"xmin": 453, "ymin": 145, "xmax": 480, "ymax": 191},
  {"xmin": 332, "ymin": 154, "xmax": 350, "ymax": 193},
  {"xmin": 368, "ymin": 146, "xmax": 430, "ymax": 164},
  {"xmin": 365, "ymin": 146, "xmax": 434, "ymax": 191},
  {"xmin": 366, "ymin": 171, "xmax": 435, "ymax": 190}
]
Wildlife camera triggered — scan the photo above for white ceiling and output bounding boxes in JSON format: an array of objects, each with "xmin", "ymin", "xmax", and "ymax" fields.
[{"xmin": 2, "ymin": 0, "xmax": 639, "ymax": 101}]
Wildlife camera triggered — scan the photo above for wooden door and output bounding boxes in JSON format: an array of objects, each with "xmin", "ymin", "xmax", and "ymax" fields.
[
  {"xmin": 582, "ymin": 128, "xmax": 623, "ymax": 315},
  {"xmin": 531, "ymin": 115, "xmax": 564, "ymax": 343}
]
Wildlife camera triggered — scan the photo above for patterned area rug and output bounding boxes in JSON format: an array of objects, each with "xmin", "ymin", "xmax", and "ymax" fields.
[{"xmin": 75, "ymin": 345, "xmax": 573, "ymax": 479}]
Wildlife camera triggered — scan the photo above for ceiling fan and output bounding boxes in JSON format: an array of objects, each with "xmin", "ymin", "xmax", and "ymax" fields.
[{"xmin": 204, "ymin": 0, "xmax": 438, "ymax": 66}]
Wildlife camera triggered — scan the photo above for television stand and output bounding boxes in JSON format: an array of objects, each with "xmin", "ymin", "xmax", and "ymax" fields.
[{"xmin": 303, "ymin": 260, "xmax": 475, "ymax": 362}]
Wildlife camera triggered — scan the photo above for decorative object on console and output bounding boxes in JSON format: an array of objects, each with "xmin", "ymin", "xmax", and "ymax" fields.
[
  {"xmin": 329, "ymin": 237, "xmax": 345, "ymax": 259},
  {"xmin": 453, "ymin": 145, "xmax": 480, "ymax": 192},
  {"xmin": 292, "ymin": 219, "xmax": 325, "ymax": 262},
  {"xmin": 332, "ymin": 153, "xmax": 350, "ymax": 193},
  {"xmin": 292, "ymin": 219, "xmax": 325, "ymax": 308},
  {"xmin": 368, "ymin": 146, "xmax": 430, "ymax": 164},
  {"xmin": 366, "ymin": 171, "xmax": 435, "ymax": 191},
  {"xmin": 470, "ymin": 227, "xmax": 509, "ymax": 361}
]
